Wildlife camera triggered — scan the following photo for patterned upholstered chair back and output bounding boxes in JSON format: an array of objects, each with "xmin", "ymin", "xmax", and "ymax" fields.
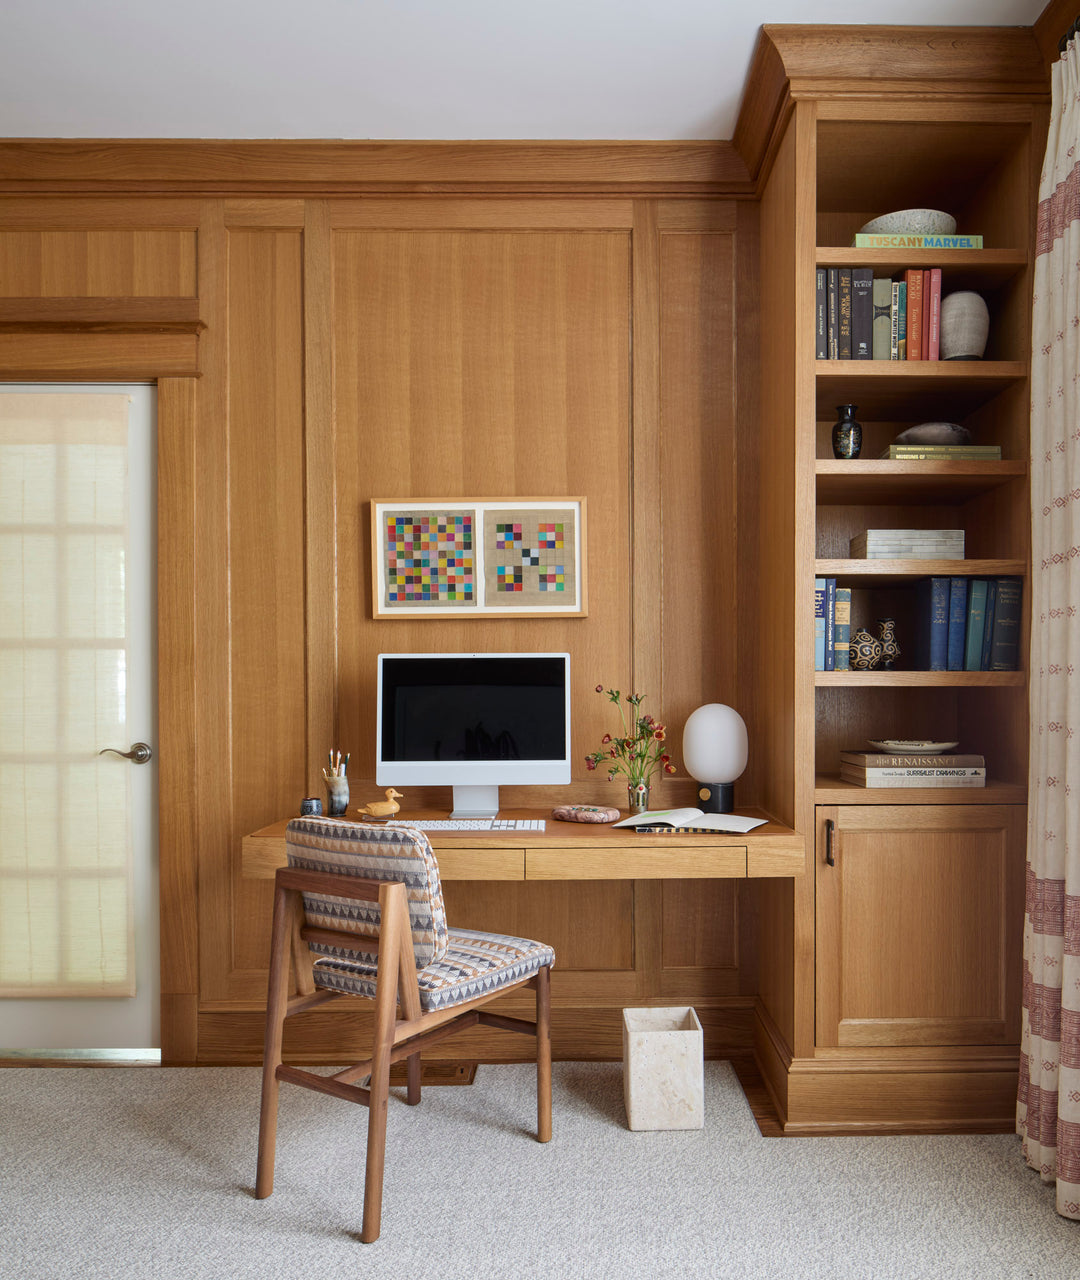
[{"xmin": 285, "ymin": 816, "xmax": 448, "ymax": 969}]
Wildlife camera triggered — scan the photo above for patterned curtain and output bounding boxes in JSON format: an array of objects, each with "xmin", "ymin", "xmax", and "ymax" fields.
[{"xmin": 1018, "ymin": 37, "xmax": 1080, "ymax": 1220}]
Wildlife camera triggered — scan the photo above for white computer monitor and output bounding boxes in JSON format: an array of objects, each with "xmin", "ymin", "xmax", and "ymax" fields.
[{"xmin": 375, "ymin": 652, "xmax": 571, "ymax": 817}]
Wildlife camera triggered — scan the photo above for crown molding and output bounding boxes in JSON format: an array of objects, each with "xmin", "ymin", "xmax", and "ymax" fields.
[{"xmin": 0, "ymin": 138, "xmax": 752, "ymax": 198}]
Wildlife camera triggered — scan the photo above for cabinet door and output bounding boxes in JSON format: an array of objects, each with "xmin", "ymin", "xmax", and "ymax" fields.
[{"xmin": 815, "ymin": 805, "xmax": 1025, "ymax": 1049}]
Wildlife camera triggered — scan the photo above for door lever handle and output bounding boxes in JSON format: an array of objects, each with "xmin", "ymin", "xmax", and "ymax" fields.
[{"xmin": 98, "ymin": 742, "xmax": 153, "ymax": 764}]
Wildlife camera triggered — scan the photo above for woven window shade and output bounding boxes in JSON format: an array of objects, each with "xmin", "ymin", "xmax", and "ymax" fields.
[{"xmin": 0, "ymin": 394, "xmax": 135, "ymax": 996}]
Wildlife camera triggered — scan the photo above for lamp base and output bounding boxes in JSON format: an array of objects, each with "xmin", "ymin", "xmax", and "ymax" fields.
[{"xmin": 694, "ymin": 782, "xmax": 734, "ymax": 814}]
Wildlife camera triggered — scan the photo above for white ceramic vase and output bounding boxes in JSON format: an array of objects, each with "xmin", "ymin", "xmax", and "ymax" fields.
[{"xmin": 940, "ymin": 290, "xmax": 990, "ymax": 360}]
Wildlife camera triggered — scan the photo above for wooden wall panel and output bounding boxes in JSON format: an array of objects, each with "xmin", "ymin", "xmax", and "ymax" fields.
[
  {"xmin": 0, "ymin": 230, "xmax": 197, "ymax": 296},
  {"xmin": 331, "ymin": 222, "xmax": 634, "ymax": 808}
]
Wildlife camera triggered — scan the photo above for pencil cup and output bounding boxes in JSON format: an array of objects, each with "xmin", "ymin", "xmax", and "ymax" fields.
[{"xmin": 325, "ymin": 775, "xmax": 349, "ymax": 817}]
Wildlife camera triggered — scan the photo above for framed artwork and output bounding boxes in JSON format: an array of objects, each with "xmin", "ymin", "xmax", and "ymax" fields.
[{"xmin": 371, "ymin": 498, "xmax": 587, "ymax": 618}]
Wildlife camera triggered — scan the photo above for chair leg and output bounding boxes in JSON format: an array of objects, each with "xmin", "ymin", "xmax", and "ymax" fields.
[
  {"xmin": 536, "ymin": 965, "xmax": 552, "ymax": 1143},
  {"xmin": 256, "ymin": 886, "xmax": 294, "ymax": 1198},
  {"xmin": 406, "ymin": 1051, "xmax": 422, "ymax": 1106}
]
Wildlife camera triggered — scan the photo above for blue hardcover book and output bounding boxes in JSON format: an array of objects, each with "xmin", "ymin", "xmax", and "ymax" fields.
[
  {"xmin": 964, "ymin": 579, "xmax": 988, "ymax": 671},
  {"xmin": 980, "ymin": 579, "xmax": 997, "ymax": 670},
  {"xmin": 915, "ymin": 576, "xmax": 950, "ymax": 670},
  {"xmin": 814, "ymin": 577, "xmax": 826, "ymax": 670},
  {"xmin": 947, "ymin": 577, "xmax": 968, "ymax": 671},
  {"xmin": 989, "ymin": 577, "xmax": 1023, "ymax": 671},
  {"xmin": 824, "ymin": 578, "xmax": 836, "ymax": 671},
  {"xmin": 833, "ymin": 586, "xmax": 852, "ymax": 670}
]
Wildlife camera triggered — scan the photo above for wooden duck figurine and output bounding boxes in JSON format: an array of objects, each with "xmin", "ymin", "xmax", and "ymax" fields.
[{"xmin": 356, "ymin": 787, "xmax": 404, "ymax": 819}]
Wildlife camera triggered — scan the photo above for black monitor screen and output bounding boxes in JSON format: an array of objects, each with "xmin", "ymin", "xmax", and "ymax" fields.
[{"xmin": 381, "ymin": 656, "xmax": 567, "ymax": 763}]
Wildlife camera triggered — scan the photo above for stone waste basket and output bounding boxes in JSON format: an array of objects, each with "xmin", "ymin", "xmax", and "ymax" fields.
[{"xmin": 622, "ymin": 1006, "xmax": 704, "ymax": 1131}]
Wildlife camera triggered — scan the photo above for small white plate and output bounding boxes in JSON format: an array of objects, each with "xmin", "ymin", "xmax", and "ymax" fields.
[{"xmin": 868, "ymin": 739, "xmax": 959, "ymax": 755}]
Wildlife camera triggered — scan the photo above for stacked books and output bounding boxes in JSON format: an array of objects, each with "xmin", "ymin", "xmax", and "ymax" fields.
[
  {"xmin": 815, "ymin": 577, "xmax": 851, "ymax": 671},
  {"xmin": 850, "ymin": 529, "xmax": 964, "ymax": 560},
  {"xmin": 882, "ymin": 443, "xmax": 1002, "ymax": 461},
  {"xmin": 914, "ymin": 575, "xmax": 1022, "ymax": 671},
  {"xmin": 840, "ymin": 749, "xmax": 986, "ymax": 788},
  {"xmin": 816, "ymin": 264, "xmax": 963, "ymax": 361}
]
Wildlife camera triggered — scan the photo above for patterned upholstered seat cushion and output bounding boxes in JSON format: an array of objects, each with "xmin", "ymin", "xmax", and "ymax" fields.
[
  {"xmin": 285, "ymin": 817, "xmax": 448, "ymax": 968},
  {"xmin": 311, "ymin": 928, "xmax": 555, "ymax": 1012}
]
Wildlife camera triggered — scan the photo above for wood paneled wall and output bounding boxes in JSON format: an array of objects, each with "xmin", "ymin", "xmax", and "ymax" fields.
[{"xmin": 0, "ymin": 146, "xmax": 760, "ymax": 1064}]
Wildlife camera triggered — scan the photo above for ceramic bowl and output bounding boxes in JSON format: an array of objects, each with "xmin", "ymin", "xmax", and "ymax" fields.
[
  {"xmin": 858, "ymin": 209, "xmax": 957, "ymax": 236},
  {"xmin": 894, "ymin": 422, "xmax": 971, "ymax": 445}
]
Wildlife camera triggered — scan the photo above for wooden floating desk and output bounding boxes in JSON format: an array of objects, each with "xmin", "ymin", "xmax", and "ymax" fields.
[{"xmin": 241, "ymin": 808, "xmax": 804, "ymax": 881}]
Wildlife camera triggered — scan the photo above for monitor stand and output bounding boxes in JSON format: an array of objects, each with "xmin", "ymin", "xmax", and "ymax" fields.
[{"xmin": 451, "ymin": 784, "xmax": 500, "ymax": 818}]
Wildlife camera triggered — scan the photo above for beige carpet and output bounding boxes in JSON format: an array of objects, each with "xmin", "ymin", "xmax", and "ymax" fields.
[{"xmin": 1, "ymin": 1061, "xmax": 1076, "ymax": 1278}]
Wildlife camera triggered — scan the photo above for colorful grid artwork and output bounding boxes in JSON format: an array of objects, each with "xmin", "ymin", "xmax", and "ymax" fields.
[
  {"xmin": 373, "ymin": 499, "xmax": 583, "ymax": 617},
  {"xmin": 384, "ymin": 512, "xmax": 475, "ymax": 605}
]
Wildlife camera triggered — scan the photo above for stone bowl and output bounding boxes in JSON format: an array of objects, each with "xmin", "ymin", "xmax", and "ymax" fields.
[
  {"xmin": 894, "ymin": 422, "xmax": 971, "ymax": 446},
  {"xmin": 858, "ymin": 208, "xmax": 957, "ymax": 236}
]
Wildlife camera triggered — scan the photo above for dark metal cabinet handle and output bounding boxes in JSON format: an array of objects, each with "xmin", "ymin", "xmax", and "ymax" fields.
[
  {"xmin": 824, "ymin": 817, "xmax": 836, "ymax": 866},
  {"xmin": 98, "ymin": 742, "xmax": 154, "ymax": 765}
]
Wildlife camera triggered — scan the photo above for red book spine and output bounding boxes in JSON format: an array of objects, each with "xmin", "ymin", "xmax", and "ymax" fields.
[
  {"xmin": 921, "ymin": 269, "xmax": 931, "ymax": 358},
  {"xmin": 927, "ymin": 268, "xmax": 942, "ymax": 360},
  {"xmin": 905, "ymin": 268, "xmax": 924, "ymax": 361}
]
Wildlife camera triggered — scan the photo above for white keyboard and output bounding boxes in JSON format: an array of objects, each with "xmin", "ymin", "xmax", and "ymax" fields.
[{"xmin": 387, "ymin": 817, "xmax": 546, "ymax": 832}]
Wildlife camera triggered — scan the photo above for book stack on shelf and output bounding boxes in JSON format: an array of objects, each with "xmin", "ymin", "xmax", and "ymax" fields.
[
  {"xmin": 850, "ymin": 528, "xmax": 964, "ymax": 560},
  {"xmin": 815, "ymin": 243, "xmax": 981, "ymax": 361},
  {"xmin": 881, "ymin": 443, "xmax": 1002, "ymax": 461},
  {"xmin": 839, "ymin": 749, "xmax": 986, "ymax": 789},
  {"xmin": 914, "ymin": 576, "xmax": 1022, "ymax": 672},
  {"xmin": 814, "ymin": 577, "xmax": 851, "ymax": 671}
]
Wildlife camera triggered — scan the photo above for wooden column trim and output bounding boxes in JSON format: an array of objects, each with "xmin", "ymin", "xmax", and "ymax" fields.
[
  {"xmin": 303, "ymin": 201, "xmax": 337, "ymax": 793},
  {"xmin": 157, "ymin": 375, "xmax": 199, "ymax": 1063}
]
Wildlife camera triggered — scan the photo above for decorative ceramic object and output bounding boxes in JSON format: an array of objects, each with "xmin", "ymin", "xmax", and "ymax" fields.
[
  {"xmin": 300, "ymin": 796, "xmax": 323, "ymax": 816},
  {"xmin": 858, "ymin": 209, "xmax": 957, "ymax": 236},
  {"xmin": 849, "ymin": 627, "xmax": 884, "ymax": 671},
  {"xmin": 940, "ymin": 291, "xmax": 990, "ymax": 360},
  {"xmin": 551, "ymin": 804, "xmax": 620, "ymax": 823},
  {"xmin": 894, "ymin": 422, "xmax": 971, "ymax": 446},
  {"xmin": 355, "ymin": 787, "xmax": 404, "ymax": 819},
  {"xmin": 867, "ymin": 739, "xmax": 960, "ymax": 754},
  {"xmin": 876, "ymin": 618, "xmax": 900, "ymax": 670},
  {"xmin": 831, "ymin": 404, "xmax": 862, "ymax": 459},
  {"xmin": 324, "ymin": 774, "xmax": 349, "ymax": 817}
]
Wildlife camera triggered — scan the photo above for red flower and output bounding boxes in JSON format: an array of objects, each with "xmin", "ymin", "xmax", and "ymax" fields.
[
  {"xmin": 665, "ymin": 763, "xmax": 677, "ymax": 774},
  {"xmin": 653, "ymin": 728, "xmax": 666, "ymax": 741},
  {"xmin": 595, "ymin": 684, "xmax": 604, "ymax": 693},
  {"xmin": 585, "ymin": 758, "xmax": 597, "ymax": 771},
  {"xmin": 602, "ymin": 733, "xmax": 612, "ymax": 744}
]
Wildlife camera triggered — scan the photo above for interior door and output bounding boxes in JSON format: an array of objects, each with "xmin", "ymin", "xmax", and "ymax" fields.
[{"xmin": 0, "ymin": 384, "xmax": 158, "ymax": 1052}]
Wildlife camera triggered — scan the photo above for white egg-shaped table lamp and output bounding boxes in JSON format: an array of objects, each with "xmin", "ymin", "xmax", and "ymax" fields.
[{"xmin": 682, "ymin": 704, "xmax": 748, "ymax": 814}]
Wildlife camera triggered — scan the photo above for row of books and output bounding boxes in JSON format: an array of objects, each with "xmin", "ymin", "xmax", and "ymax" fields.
[
  {"xmin": 840, "ymin": 749, "xmax": 986, "ymax": 788},
  {"xmin": 850, "ymin": 528, "xmax": 964, "ymax": 560},
  {"xmin": 814, "ymin": 578, "xmax": 851, "ymax": 671},
  {"xmin": 816, "ymin": 267, "xmax": 948, "ymax": 361},
  {"xmin": 914, "ymin": 576, "xmax": 1022, "ymax": 672}
]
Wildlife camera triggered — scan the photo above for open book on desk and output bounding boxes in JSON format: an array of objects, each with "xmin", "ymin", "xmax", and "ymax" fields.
[{"xmin": 612, "ymin": 808, "xmax": 768, "ymax": 834}]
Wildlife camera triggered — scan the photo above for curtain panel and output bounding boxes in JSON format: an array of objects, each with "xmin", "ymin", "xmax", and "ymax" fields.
[{"xmin": 1018, "ymin": 39, "xmax": 1080, "ymax": 1220}]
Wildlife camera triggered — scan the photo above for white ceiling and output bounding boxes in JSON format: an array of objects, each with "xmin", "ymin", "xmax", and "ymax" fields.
[{"xmin": 0, "ymin": 0, "xmax": 1048, "ymax": 142}]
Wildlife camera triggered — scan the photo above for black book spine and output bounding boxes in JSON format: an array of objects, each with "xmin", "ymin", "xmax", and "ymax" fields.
[
  {"xmin": 827, "ymin": 268, "xmax": 839, "ymax": 359},
  {"xmin": 851, "ymin": 267, "xmax": 874, "ymax": 359},
  {"xmin": 837, "ymin": 266, "xmax": 853, "ymax": 360},
  {"xmin": 988, "ymin": 577, "xmax": 1023, "ymax": 671}
]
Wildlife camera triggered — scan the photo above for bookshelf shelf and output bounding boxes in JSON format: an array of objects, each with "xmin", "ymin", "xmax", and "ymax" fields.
[
  {"xmin": 815, "ymin": 363, "xmax": 1027, "ymax": 420},
  {"xmin": 815, "ymin": 460, "xmax": 1027, "ymax": 505},
  {"xmin": 815, "ymin": 557, "xmax": 1025, "ymax": 583},
  {"xmin": 814, "ymin": 670, "xmax": 1025, "ymax": 688},
  {"xmin": 816, "ymin": 247, "xmax": 1027, "ymax": 287},
  {"xmin": 814, "ymin": 776, "xmax": 1028, "ymax": 805}
]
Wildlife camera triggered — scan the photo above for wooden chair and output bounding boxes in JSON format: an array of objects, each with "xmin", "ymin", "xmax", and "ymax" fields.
[{"xmin": 255, "ymin": 816, "xmax": 553, "ymax": 1243}]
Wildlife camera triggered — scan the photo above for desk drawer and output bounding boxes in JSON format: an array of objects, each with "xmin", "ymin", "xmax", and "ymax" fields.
[
  {"xmin": 436, "ymin": 847, "xmax": 526, "ymax": 881},
  {"xmin": 526, "ymin": 846, "xmax": 747, "ymax": 880}
]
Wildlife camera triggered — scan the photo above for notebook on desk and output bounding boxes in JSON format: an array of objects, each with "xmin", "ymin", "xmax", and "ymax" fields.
[{"xmin": 612, "ymin": 808, "xmax": 767, "ymax": 834}]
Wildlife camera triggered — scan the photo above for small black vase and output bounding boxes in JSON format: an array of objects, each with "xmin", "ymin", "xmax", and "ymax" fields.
[{"xmin": 832, "ymin": 404, "xmax": 862, "ymax": 459}]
